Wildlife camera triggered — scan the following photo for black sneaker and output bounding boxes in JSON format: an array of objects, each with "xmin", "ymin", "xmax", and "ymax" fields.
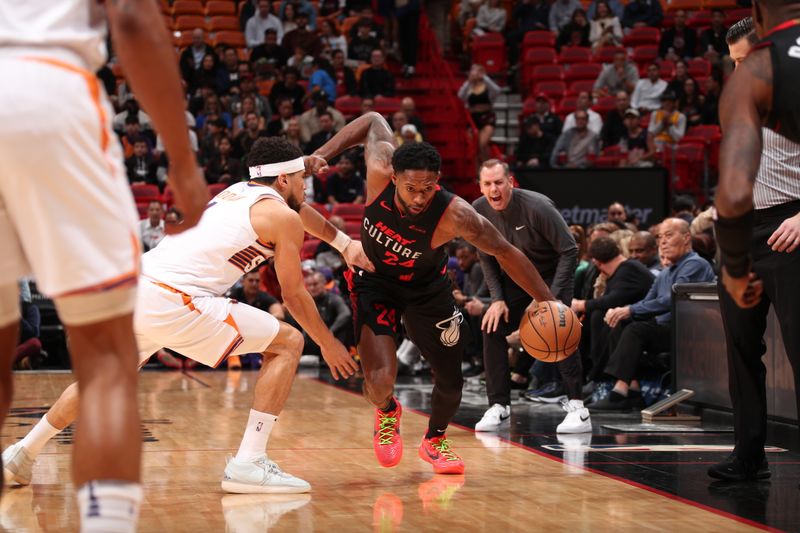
[
  {"xmin": 708, "ymin": 454, "xmax": 771, "ymax": 482},
  {"xmin": 523, "ymin": 382, "xmax": 566, "ymax": 403},
  {"xmin": 588, "ymin": 390, "xmax": 631, "ymax": 412}
]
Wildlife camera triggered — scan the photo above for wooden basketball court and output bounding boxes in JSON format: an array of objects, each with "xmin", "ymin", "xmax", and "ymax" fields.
[{"xmin": 1, "ymin": 371, "xmax": 764, "ymax": 532}]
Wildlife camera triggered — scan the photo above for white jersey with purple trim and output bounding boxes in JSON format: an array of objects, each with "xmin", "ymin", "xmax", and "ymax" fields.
[
  {"xmin": 143, "ymin": 182, "xmax": 285, "ymax": 297},
  {"xmin": 0, "ymin": 1, "xmax": 108, "ymax": 71}
]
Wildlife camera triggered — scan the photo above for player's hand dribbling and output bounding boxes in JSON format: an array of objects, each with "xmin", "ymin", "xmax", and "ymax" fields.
[
  {"xmin": 481, "ymin": 300, "xmax": 509, "ymax": 333},
  {"xmin": 342, "ymin": 240, "xmax": 375, "ymax": 272},
  {"xmin": 721, "ymin": 268, "xmax": 763, "ymax": 309},
  {"xmin": 165, "ymin": 159, "xmax": 207, "ymax": 234},
  {"xmin": 321, "ymin": 340, "xmax": 359, "ymax": 380},
  {"xmin": 767, "ymin": 212, "xmax": 800, "ymax": 252}
]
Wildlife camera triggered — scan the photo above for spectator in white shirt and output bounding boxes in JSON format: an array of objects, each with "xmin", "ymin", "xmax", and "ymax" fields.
[
  {"xmin": 245, "ymin": 0, "xmax": 284, "ymax": 48},
  {"xmin": 562, "ymin": 91, "xmax": 603, "ymax": 135},
  {"xmin": 631, "ymin": 63, "xmax": 668, "ymax": 112},
  {"xmin": 139, "ymin": 201, "xmax": 166, "ymax": 252},
  {"xmin": 549, "ymin": 0, "xmax": 583, "ymax": 32}
]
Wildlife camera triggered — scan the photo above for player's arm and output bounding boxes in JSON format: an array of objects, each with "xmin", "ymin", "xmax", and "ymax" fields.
[
  {"xmin": 252, "ymin": 203, "xmax": 358, "ymax": 379},
  {"xmin": 714, "ymin": 48, "xmax": 772, "ymax": 307},
  {"xmin": 310, "ymin": 112, "xmax": 395, "ymax": 202},
  {"xmin": 441, "ymin": 198, "xmax": 555, "ymax": 303},
  {"xmin": 106, "ymin": 0, "xmax": 206, "ymax": 230}
]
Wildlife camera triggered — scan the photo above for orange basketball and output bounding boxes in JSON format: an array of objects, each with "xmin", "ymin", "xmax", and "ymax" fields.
[{"xmin": 519, "ymin": 301, "xmax": 581, "ymax": 362}]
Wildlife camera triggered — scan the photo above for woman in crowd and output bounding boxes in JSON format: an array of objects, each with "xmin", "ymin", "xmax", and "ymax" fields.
[{"xmin": 458, "ymin": 63, "xmax": 501, "ymax": 162}]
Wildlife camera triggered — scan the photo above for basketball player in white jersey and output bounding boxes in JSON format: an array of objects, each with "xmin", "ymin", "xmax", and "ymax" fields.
[
  {"xmin": 4, "ymin": 136, "xmax": 366, "ymax": 495},
  {"xmin": 0, "ymin": 1, "xmax": 207, "ymax": 531}
]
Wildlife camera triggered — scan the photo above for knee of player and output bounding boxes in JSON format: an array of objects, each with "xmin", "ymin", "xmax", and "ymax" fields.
[{"xmin": 365, "ymin": 367, "xmax": 395, "ymax": 392}]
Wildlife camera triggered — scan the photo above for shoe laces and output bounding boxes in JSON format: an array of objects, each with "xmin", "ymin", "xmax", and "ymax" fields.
[
  {"xmin": 253, "ymin": 457, "xmax": 289, "ymax": 479},
  {"xmin": 377, "ymin": 412, "xmax": 398, "ymax": 445},
  {"xmin": 429, "ymin": 438, "xmax": 460, "ymax": 462},
  {"xmin": 560, "ymin": 398, "xmax": 580, "ymax": 413}
]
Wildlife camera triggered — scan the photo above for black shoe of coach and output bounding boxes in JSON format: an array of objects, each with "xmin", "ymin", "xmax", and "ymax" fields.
[{"xmin": 707, "ymin": 454, "xmax": 771, "ymax": 482}]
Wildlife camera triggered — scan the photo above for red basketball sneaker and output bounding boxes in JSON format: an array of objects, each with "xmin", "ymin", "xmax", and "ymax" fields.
[
  {"xmin": 418, "ymin": 435, "xmax": 465, "ymax": 474},
  {"xmin": 373, "ymin": 399, "xmax": 403, "ymax": 467}
]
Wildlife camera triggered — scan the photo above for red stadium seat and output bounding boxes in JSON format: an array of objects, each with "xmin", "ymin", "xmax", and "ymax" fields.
[
  {"xmin": 687, "ymin": 58, "xmax": 711, "ymax": 77},
  {"xmin": 532, "ymin": 81, "xmax": 567, "ymax": 100},
  {"xmin": 131, "ymin": 184, "xmax": 160, "ymax": 203},
  {"xmin": 663, "ymin": 142, "xmax": 706, "ymax": 191},
  {"xmin": 532, "ymin": 64, "xmax": 565, "ymax": 82},
  {"xmin": 593, "ymin": 95, "xmax": 616, "ymax": 115},
  {"xmin": 725, "ymin": 8, "xmax": 751, "ymax": 26},
  {"xmin": 592, "ymin": 46, "xmax": 626, "ymax": 64},
  {"xmin": 208, "ymin": 16, "xmax": 240, "ymax": 32},
  {"xmin": 213, "ymin": 31, "xmax": 246, "ymax": 47},
  {"xmin": 557, "ymin": 46, "xmax": 592, "ymax": 65},
  {"xmin": 136, "ymin": 203, "xmax": 151, "ymax": 220},
  {"xmin": 659, "ymin": 60, "xmax": 676, "ymax": 79},
  {"xmin": 592, "ymin": 154, "xmax": 624, "ymax": 167},
  {"xmin": 309, "ymin": 202, "xmax": 330, "ymax": 218},
  {"xmin": 301, "ymin": 239, "xmax": 321, "ymax": 259},
  {"xmin": 687, "ymin": 10, "xmax": 713, "ymax": 28},
  {"xmin": 205, "ymin": 1, "xmax": 237, "ymax": 16},
  {"xmin": 208, "ymin": 183, "xmax": 227, "ymax": 197},
  {"xmin": 564, "ymin": 62, "xmax": 602, "ymax": 82},
  {"xmin": 523, "ymin": 31, "xmax": 556, "ymax": 51},
  {"xmin": 665, "ymin": 0, "xmax": 703, "ymax": 12},
  {"xmin": 632, "ymin": 45, "xmax": 658, "ymax": 64},
  {"xmin": 523, "ymin": 47, "xmax": 557, "ymax": 66},
  {"xmin": 555, "ymin": 96, "xmax": 578, "ymax": 118},
  {"xmin": 568, "ymin": 79, "xmax": 595, "ymax": 95},
  {"xmin": 472, "ymin": 33, "xmax": 507, "ymax": 75},
  {"xmin": 521, "ymin": 97, "xmax": 539, "ymax": 117},
  {"xmin": 174, "ymin": 15, "xmax": 206, "ymax": 31},
  {"xmin": 174, "ymin": 31, "xmax": 196, "ymax": 48},
  {"xmin": 172, "ymin": 0, "xmax": 203, "ymax": 16},
  {"xmin": 331, "ymin": 203, "xmax": 365, "ymax": 221},
  {"xmin": 703, "ymin": 0, "xmax": 738, "ymax": 9},
  {"xmin": 623, "ymin": 27, "xmax": 661, "ymax": 47},
  {"xmin": 374, "ymin": 96, "xmax": 402, "ymax": 115},
  {"xmin": 344, "ymin": 220, "xmax": 362, "ymax": 235},
  {"xmin": 334, "ymin": 95, "xmax": 362, "ymax": 119},
  {"xmin": 162, "ymin": 186, "xmax": 175, "ymax": 208}
]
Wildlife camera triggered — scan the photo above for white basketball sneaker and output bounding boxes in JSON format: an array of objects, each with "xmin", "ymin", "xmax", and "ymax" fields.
[
  {"xmin": 2, "ymin": 443, "xmax": 34, "ymax": 485},
  {"xmin": 556, "ymin": 399, "xmax": 592, "ymax": 434},
  {"xmin": 221, "ymin": 455, "xmax": 311, "ymax": 494},
  {"xmin": 474, "ymin": 404, "xmax": 511, "ymax": 432}
]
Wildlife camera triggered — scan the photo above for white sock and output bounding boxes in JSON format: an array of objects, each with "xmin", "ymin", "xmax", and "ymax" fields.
[
  {"xmin": 568, "ymin": 399, "xmax": 585, "ymax": 410},
  {"xmin": 19, "ymin": 415, "xmax": 62, "ymax": 457},
  {"xmin": 235, "ymin": 409, "xmax": 277, "ymax": 462},
  {"xmin": 76, "ymin": 480, "xmax": 142, "ymax": 533}
]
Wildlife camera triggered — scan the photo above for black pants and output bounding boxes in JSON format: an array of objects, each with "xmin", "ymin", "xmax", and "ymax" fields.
[
  {"xmin": 605, "ymin": 319, "xmax": 671, "ymax": 384},
  {"xmin": 483, "ymin": 296, "xmax": 583, "ymax": 406},
  {"xmin": 718, "ymin": 200, "xmax": 800, "ymax": 462},
  {"xmin": 397, "ymin": 11, "xmax": 420, "ymax": 67},
  {"xmin": 587, "ymin": 309, "xmax": 612, "ymax": 382}
]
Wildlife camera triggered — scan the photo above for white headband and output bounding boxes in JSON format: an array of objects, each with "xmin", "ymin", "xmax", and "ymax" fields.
[{"xmin": 249, "ymin": 157, "xmax": 305, "ymax": 178}]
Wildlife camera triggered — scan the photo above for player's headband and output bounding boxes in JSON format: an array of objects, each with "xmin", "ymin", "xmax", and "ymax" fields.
[{"xmin": 249, "ymin": 157, "xmax": 305, "ymax": 178}]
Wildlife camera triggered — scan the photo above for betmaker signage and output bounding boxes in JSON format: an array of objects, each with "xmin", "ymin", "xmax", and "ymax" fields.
[{"xmin": 516, "ymin": 167, "xmax": 670, "ymax": 228}]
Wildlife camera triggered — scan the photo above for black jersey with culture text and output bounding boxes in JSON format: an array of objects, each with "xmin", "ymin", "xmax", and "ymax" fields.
[
  {"xmin": 360, "ymin": 181, "xmax": 456, "ymax": 285},
  {"xmin": 757, "ymin": 20, "xmax": 800, "ymax": 144}
]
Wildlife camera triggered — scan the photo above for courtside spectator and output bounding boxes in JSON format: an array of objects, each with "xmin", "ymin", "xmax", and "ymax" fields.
[
  {"xmin": 557, "ymin": 8, "xmax": 591, "ymax": 49},
  {"xmin": 592, "ymin": 218, "xmax": 714, "ymax": 411},
  {"xmin": 589, "ymin": 1, "xmax": 623, "ymax": 50},
  {"xmin": 699, "ymin": 9, "xmax": 729, "ymax": 59},
  {"xmin": 139, "ymin": 201, "xmax": 166, "ymax": 252},
  {"xmin": 607, "ymin": 202, "xmax": 627, "ymax": 225},
  {"xmin": 270, "ymin": 67, "xmax": 307, "ymax": 115},
  {"xmin": 550, "ymin": 0, "xmax": 582, "ymax": 32},
  {"xmin": 530, "ymin": 93, "xmax": 563, "ymax": 137},
  {"xmin": 551, "ymin": 110, "xmax": 600, "ymax": 168},
  {"xmin": 659, "ymin": 10, "xmax": 696, "ymax": 60},
  {"xmin": 295, "ymin": 271, "xmax": 352, "ymax": 360},
  {"xmin": 631, "ymin": 63, "xmax": 667, "ymax": 112},
  {"xmin": 125, "ymin": 137, "xmax": 158, "ymax": 186},
  {"xmin": 230, "ymin": 270, "xmax": 285, "ymax": 319},
  {"xmin": 459, "ymin": 64, "xmax": 501, "ymax": 162},
  {"xmin": 359, "ymin": 49, "xmax": 396, "ymax": 98},
  {"xmin": 179, "ymin": 28, "xmax": 214, "ymax": 84},
  {"xmin": 601, "ymin": 91, "xmax": 631, "ymax": 148},
  {"xmin": 300, "ymin": 92, "xmax": 346, "ymax": 143},
  {"xmin": 325, "ymin": 152, "xmax": 365, "ymax": 205},
  {"xmin": 245, "ymin": 0, "xmax": 284, "ymax": 47},
  {"xmin": 515, "ymin": 115, "xmax": 555, "ymax": 169},
  {"xmin": 629, "ymin": 231, "xmax": 662, "ymax": 275},
  {"xmin": 250, "ymin": 28, "xmax": 289, "ymax": 68},
  {"xmin": 593, "ymin": 51, "xmax": 638, "ymax": 97},
  {"xmin": 621, "ymin": 0, "xmax": 662, "ymax": 29},
  {"xmin": 647, "ymin": 91, "xmax": 686, "ymax": 148},
  {"xmin": 562, "ymin": 91, "xmax": 603, "ymax": 136}
]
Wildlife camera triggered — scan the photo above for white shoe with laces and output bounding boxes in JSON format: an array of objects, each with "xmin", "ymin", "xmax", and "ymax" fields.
[
  {"xmin": 556, "ymin": 399, "xmax": 592, "ymax": 434},
  {"xmin": 474, "ymin": 404, "xmax": 511, "ymax": 432},
  {"xmin": 221, "ymin": 455, "xmax": 311, "ymax": 494},
  {"xmin": 2, "ymin": 443, "xmax": 34, "ymax": 486}
]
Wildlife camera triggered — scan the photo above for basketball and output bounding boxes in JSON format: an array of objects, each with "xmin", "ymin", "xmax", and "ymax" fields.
[{"xmin": 519, "ymin": 301, "xmax": 581, "ymax": 362}]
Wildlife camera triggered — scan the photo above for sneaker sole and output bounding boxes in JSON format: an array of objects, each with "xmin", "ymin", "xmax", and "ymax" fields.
[
  {"xmin": 221, "ymin": 480, "xmax": 311, "ymax": 494},
  {"xmin": 417, "ymin": 448, "xmax": 465, "ymax": 475},
  {"xmin": 475, "ymin": 418, "xmax": 509, "ymax": 432},
  {"xmin": 556, "ymin": 422, "xmax": 592, "ymax": 434},
  {"xmin": 707, "ymin": 468, "xmax": 771, "ymax": 482},
  {"xmin": 536, "ymin": 395, "xmax": 568, "ymax": 404}
]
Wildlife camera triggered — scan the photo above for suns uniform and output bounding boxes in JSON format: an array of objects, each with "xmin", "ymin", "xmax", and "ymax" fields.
[
  {"xmin": 0, "ymin": 1, "xmax": 141, "ymax": 299},
  {"xmin": 135, "ymin": 182, "xmax": 282, "ymax": 368}
]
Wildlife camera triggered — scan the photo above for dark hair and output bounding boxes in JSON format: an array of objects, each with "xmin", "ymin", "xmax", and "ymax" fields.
[
  {"xmin": 726, "ymin": 17, "xmax": 758, "ymax": 44},
  {"xmin": 283, "ymin": 66, "xmax": 300, "ymax": 79},
  {"xmin": 455, "ymin": 240, "xmax": 477, "ymax": 254},
  {"xmin": 672, "ymin": 193, "xmax": 696, "ymax": 213},
  {"xmin": 246, "ymin": 137, "xmax": 304, "ymax": 184},
  {"xmin": 132, "ymin": 135, "xmax": 149, "ymax": 145},
  {"xmin": 318, "ymin": 110, "xmax": 333, "ymax": 120},
  {"xmin": 392, "ymin": 142, "xmax": 441, "ymax": 173},
  {"xmin": 594, "ymin": 0, "xmax": 612, "ymax": 20},
  {"xmin": 124, "ymin": 115, "xmax": 140, "ymax": 125},
  {"xmin": 588, "ymin": 236, "xmax": 621, "ymax": 263},
  {"xmin": 264, "ymin": 28, "xmax": 278, "ymax": 36}
]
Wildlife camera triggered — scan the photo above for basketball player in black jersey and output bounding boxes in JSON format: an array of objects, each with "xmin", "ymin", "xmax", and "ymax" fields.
[
  {"xmin": 311, "ymin": 113, "xmax": 555, "ymax": 474},
  {"xmin": 713, "ymin": 3, "xmax": 800, "ymax": 480}
]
